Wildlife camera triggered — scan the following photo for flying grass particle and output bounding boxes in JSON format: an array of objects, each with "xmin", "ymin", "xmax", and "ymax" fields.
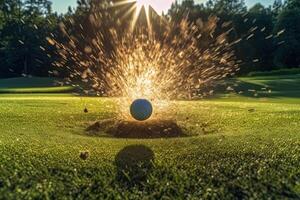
[{"xmin": 79, "ymin": 151, "xmax": 90, "ymax": 160}]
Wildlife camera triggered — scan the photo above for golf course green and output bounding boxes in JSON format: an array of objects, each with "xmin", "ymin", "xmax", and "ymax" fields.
[{"xmin": 0, "ymin": 75, "xmax": 299, "ymax": 199}]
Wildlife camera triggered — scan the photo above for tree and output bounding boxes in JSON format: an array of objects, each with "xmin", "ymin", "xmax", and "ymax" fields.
[
  {"xmin": 0, "ymin": 0, "xmax": 58, "ymax": 77},
  {"xmin": 243, "ymin": 3, "xmax": 275, "ymax": 71},
  {"xmin": 284, "ymin": 0, "xmax": 300, "ymax": 9},
  {"xmin": 272, "ymin": 0, "xmax": 283, "ymax": 18},
  {"xmin": 273, "ymin": 0, "xmax": 300, "ymax": 67},
  {"xmin": 206, "ymin": 0, "xmax": 247, "ymax": 14},
  {"xmin": 0, "ymin": 0, "xmax": 24, "ymax": 77}
]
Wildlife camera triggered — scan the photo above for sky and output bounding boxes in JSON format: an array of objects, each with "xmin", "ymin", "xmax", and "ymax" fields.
[{"xmin": 50, "ymin": 0, "xmax": 276, "ymax": 14}]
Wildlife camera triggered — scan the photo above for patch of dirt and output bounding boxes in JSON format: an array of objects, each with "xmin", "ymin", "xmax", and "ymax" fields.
[
  {"xmin": 86, "ymin": 119, "xmax": 185, "ymax": 139},
  {"xmin": 86, "ymin": 119, "xmax": 116, "ymax": 133}
]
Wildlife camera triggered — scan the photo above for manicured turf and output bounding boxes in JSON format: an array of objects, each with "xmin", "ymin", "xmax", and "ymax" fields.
[
  {"xmin": 247, "ymin": 68, "xmax": 300, "ymax": 77},
  {"xmin": 0, "ymin": 77, "xmax": 73, "ymax": 93},
  {"xmin": 0, "ymin": 74, "xmax": 300, "ymax": 198},
  {"xmin": 215, "ymin": 74, "xmax": 300, "ymax": 100},
  {"xmin": 0, "ymin": 93, "xmax": 299, "ymax": 199}
]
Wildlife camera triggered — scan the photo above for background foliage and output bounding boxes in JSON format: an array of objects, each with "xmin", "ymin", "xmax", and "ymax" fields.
[{"xmin": 0, "ymin": 0, "xmax": 299, "ymax": 78}]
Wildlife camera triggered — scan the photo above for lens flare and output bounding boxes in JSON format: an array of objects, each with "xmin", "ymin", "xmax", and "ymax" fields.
[{"xmin": 109, "ymin": 0, "xmax": 167, "ymax": 31}]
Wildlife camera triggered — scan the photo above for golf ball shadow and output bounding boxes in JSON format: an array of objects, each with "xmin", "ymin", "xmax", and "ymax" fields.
[
  {"xmin": 115, "ymin": 145, "xmax": 154, "ymax": 186},
  {"xmin": 130, "ymin": 99, "xmax": 153, "ymax": 121}
]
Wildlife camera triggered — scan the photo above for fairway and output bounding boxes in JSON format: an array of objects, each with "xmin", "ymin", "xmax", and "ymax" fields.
[
  {"xmin": 1, "ymin": 0, "xmax": 300, "ymax": 198},
  {"xmin": 0, "ymin": 77, "xmax": 74, "ymax": 93},
  {"xmin": 0, "ymin": 94, "xmax": 299, "ymax": 199}
]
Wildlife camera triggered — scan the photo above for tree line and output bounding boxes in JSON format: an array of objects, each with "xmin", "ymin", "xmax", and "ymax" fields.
[{"xmin": 0, "ymin": 0, "xmax": 299, "ymax": 78}]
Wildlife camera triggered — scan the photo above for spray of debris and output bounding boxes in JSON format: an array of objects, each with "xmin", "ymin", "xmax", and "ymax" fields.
[{"xmin": 46, "ymin": 2, "xmax": 284, "ymax": 120}]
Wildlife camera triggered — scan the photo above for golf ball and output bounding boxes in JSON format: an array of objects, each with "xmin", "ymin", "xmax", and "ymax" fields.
[{"xmin": 130, "ymin": 99, "xmax": 153, "ymax": 121}]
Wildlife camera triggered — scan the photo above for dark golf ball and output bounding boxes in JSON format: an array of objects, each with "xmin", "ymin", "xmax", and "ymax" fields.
[{"xmin": 130, "ymin": 99, "xmax": 153, "ymax": 121}]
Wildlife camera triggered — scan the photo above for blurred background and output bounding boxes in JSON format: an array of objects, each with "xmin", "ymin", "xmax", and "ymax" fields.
[{"xmin": 0, "ymin": 0, "xmax": 299, "ymax": 79}]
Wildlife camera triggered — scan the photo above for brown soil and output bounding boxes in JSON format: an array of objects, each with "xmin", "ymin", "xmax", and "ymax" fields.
[{"xmin": 86, "ymin": 119, "xmax": 185, "ymax": 139}]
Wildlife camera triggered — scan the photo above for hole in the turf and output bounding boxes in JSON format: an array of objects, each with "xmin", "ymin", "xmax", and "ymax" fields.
[
  {"xmin": 115, "ymin": 145, "xmax": 154, "ymax": 187},
  {"xmin": 86, "ymin": 119, "xmax": 186, "ymax": 138}
]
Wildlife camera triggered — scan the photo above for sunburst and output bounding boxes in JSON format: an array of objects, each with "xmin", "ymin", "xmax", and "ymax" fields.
[
  {"xmin": 49, "ymin": 4, "xmax": 241, "ymax": 120},
  {"xmin": 110, "ymin": 0, "xmax": 158, "ymax": 31}
]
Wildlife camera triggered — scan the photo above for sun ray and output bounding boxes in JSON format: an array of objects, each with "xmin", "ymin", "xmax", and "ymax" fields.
[
  {"xmin": 112, "ymin": 0, "xmax": 157, "ymax": 32},
  {"xmin": 130, "ymin": 3, "xmax": 142, "ymax": 31},
  {"xmin": 131, "ymin": 1, "xmax": 151, "ymax": 32},
  {"xmin": 145, "ymin": 4, "xmax": 152, "ymax": 34},
  {"xmin": 109, "ymin": 0, "xmax": 135, "ymax": 7},
  {"xmin": 120, "ymin": 4, "xmax": 137, "ymax": 21}
]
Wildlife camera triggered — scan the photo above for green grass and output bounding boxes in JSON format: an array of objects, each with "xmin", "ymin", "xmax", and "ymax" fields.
[
  {"xmin": 0, "ymin": 94, "xmax": 299, "ymax": 199},
  {"xmin": 0, "ymin": 75, "xmax": 299, "ymax": 198},
  {"xmin": 0, "ymin": 77, "xmax": 74, "ymax": 93},
  {"xmin": 216, "ymin": 74, "xmax": 300, "ymax": 100},
  {"xmin": 248, "ymin": 68, "xmax": 300, "ymax": 77},
  {"xmin": 0, "ymin": 86, "xmax": 73, "ymax": 93}
]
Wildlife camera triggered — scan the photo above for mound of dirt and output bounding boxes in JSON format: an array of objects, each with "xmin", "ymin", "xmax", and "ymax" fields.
[{"xmin": 86, "ymin": 119, "xmax": 185, "ymax": 139}]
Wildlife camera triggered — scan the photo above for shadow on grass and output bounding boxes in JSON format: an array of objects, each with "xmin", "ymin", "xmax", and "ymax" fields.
[
  {"xmin": 215, "ymin": 76, "xmax": 300, "ymax": 99},
  {"xmin": 115, "ymin": 145, "xmax": 154, "ymax": 187}
]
